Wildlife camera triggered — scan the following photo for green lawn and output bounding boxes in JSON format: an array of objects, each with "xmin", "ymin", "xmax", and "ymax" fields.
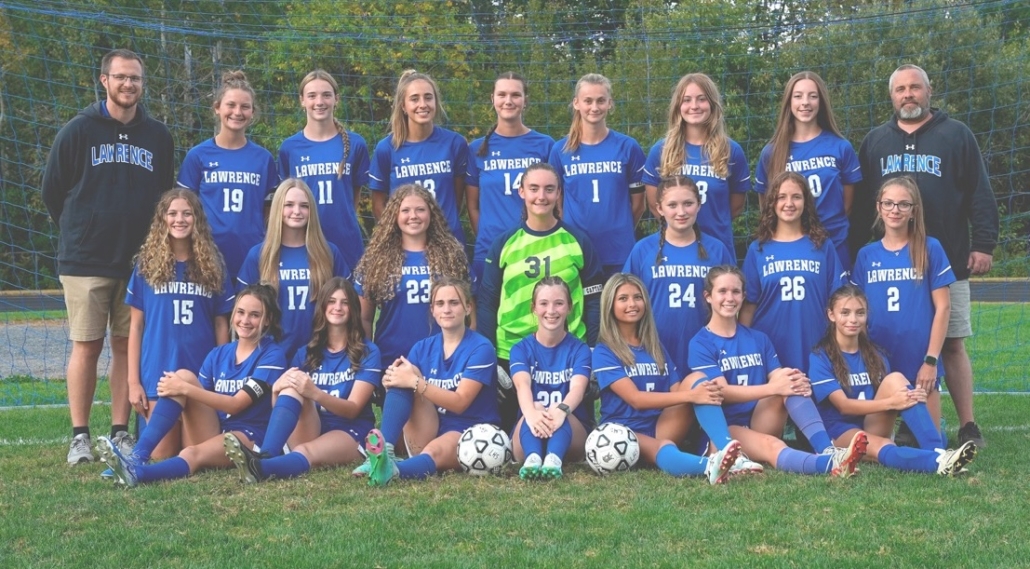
[{"xmin": 1, "ymin": 395, "xmax": 1026, "ymax": 567}]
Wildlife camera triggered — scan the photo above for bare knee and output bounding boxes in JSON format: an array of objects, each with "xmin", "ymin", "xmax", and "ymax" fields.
[
  {"xmin": 942, "ymin": 337, "xmax": 966, "ymax": 357},
  {"xmin": 880, "ymin": 372, "xmax": 911, "ymax": 393},
  {"xmin": 173, "ymin": 369, "xmax": 201, "ymax": 386},
  {"xmin": 71, "ymin": 339, "xmax": 105, "ymax": 361},
  {"xmin": 109, "ymin": 335, "xmax": 128, "ymax": 354}
]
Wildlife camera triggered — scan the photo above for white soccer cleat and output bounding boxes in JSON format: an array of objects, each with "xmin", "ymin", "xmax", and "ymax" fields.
[
  {"xmin": 706, "ymin": 440, "xmax": 742, "ymax": 485},
  {"xmin": 937, "ymin": 440, "xmax": 977, "ymax": 477}
]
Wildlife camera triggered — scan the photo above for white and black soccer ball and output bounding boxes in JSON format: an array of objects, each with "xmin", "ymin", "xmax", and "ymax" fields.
[
  {"xmin": 585, "ymin": 422, "xmax": 640, "ymax": 475},
  {"xmin": 457, "ymin": 423, "xmax": 513, "ymax": 476}
]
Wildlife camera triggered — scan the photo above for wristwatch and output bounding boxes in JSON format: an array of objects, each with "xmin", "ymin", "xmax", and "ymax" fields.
[
  {"xmin": 556, "ymin": 403, "xmax": 571, "ymax": 416},
  {"xmin": 924, "ymin": 355, "xmax": 938, "ymax": 366}
]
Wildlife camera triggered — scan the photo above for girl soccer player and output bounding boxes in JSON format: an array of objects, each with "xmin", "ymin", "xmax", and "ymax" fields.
[
  {"xmin": 741, "ymin": 171, "xmax": 846, "ymax": 375},
  {"xmin": 754, "ymin": 71, "xmax": 862, "ymax": 269},
  {"xmin": 278, "ymin": 70, "xmax": 370, "ymax": 270},
  {"xmin": 476, "ymin": 163, "xmax": 604, "ymax": 431},
  {"xmin": 690, "ymin": 265, "xmax": 867, "ymax": 477},
  {"xmin": 467, "ymin": 72, "xmax": 555, "ymax": 282},
  {"xmin": 365, "ymin": 277, "xmax": 498, "ymax": 487},
  {"xmin": 643, "ymin": 73, "xmax": 751, "ymax": 259},
  {"xmin": 593, "ymin": 272, "xmax": 743, "ymax": 484},
  {"xmin": 125, "ymin": 189, "xmax": 234, "ymax": 459},
  {"xmin": 510, "ymin": 277, "xmax": 591, "ymax": 479},
  {"xmin": 237, "ymin": 179, "xmax": 349, "ymax": 361},
  {"xmin": 810, "ymin": 285, "xmax": 976, "ymax": 475},
  {"xmin": 224, "ymin": 277, "xmax": 382, "ymax": 482},
  {"xmin": 177, "ymin": 71, "xmax": 278, "ymax": 281},
  {"xmin": 548, "ymin": 73, "xmax": 646, "ymax": 277},
  {"xmin": 852, "ymin": 176, "xmax": 954, "ymax": 427},
  {"xmin": 369, "ymin": 70, "xmax": 469, "ymax": 244},
  {"xmin": 98, "ymin": 284, "xmax": 286, "ymax": 487},
  {"xmin": 623, "ymin": 175, "xmax": 734, "ymax": 375}
]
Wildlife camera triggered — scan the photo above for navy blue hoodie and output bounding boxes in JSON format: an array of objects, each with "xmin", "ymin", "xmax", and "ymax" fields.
[{"xmin": 42, "ymin": 101, "xmax": 174, "ymax": 278}]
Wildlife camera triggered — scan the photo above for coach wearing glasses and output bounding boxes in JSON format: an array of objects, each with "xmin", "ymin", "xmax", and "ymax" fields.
[
  {"xmin": 42, "ymin": 48, "xmax": 174, "ymax": 465},
  {"xmin": 849, "ymin": 63, "xmax": 998, "ymax": 449}
]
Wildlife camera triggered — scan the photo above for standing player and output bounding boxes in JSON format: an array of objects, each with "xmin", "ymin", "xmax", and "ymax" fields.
[
  {"xmin": 623, "ymin": 175, "xmax": 734, "ymax": 375},
  {"xmin": 852, "ymin": 177, "xmax": 954, "ymax": 428},
  {"xmin": 741, "ymin": 171, "xmax": 846, "ymax": 375},
  {"xmin": 125, "ymin": 189, "xmax": 234, "ymax": 461},
  {"xmin": 548, "ymin": 73, "xmax": 646, "ymax": 277},
  {"xmin": 510, "ymin": 277, "xmax": 591, "ymax": 479},
  {"xmin": 178, "ymin": 70, "xmax": 278, "ymax": 281},
  {"xmin": 369, "ymin": 70, "xmax": 469, "ymax": 245},
  {"xmin": 237, "ymin": 179, "xmax": 349, "ymax": 361},
  {"xmin": 690, "ymin": 266, "xmax": 867, "ymax": 477},
  {"xmin": 754, "ymin": 71, "xmax": 861, "ymax": 270},
  {"xmin": 365, "ymin": 277, "xmax": 498, "ymax": 487},
  {"xmin": 476, "ymin": 163, "xmax": 604, "ymax": 432},
  {"xmin": 278, "ymin": 70, "xmax": 370, "ymax": 270},
  {"xmin": 98, "ymin": 284, "xmax": 286, "ymax": 487},
  {"xmin": 643, "ymin": 73, "xmax": 751, "ymax": 259},
  {"xmin": 42, "ymin": 49, "xmax": 175, "ymax": 464},
  {"xmin": 810, "ymin": 285, "xmax": 976, "ymax": 475},
  {"xmin": 467, "ymin": 72, "xmax": 555, "ymax": 283},
  {"xmin": 593, "ymin": 273, "xmax": 742, "ymax": 484},
  {"xmin": 225, "ymin": 278, "xmax": 382, "ymax": 482}
]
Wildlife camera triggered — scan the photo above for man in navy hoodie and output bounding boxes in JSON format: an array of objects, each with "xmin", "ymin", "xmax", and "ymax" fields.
[
  {"xmin": 850, "ymin": 64, "xmax": 997, "ymax": 448},
  {"xmin": 42, "ymin": 49, "xmax": 175, "ymax": 464}
]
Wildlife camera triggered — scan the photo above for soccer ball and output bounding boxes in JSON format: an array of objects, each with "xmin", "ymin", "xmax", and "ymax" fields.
[
  {"xmin": 457, "ymin": 423, "xmax": 513, "ymax": 476},
  {"xmin": 585, "ymin": 422, "xmax": 640, "ymax": 475}
]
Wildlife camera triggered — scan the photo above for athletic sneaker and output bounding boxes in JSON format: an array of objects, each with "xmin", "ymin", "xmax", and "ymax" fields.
[
  {"xmin": 540, "ymin": 453, "xmax": 563, "ymax": 480},
  {"xmin": 519, "ymin": 453, "xmax": 543, "ymax": 480},
  {"xmin": 111, "ymin": 430, "xmax": 136, "ymax": 457},
  {"xmin": 706, "ymin": 440, "xmax": 742, "ymax": 485},
  {"xmin": 829, "ymin": 431, "xmax": 868, "ymax": 478},
  {"xmin": 352, "ymin": 456, "xmax": 372, "ymax": 477},
  {"xmin": 958, "ymin": 422, "xmax": 986, "ymax": 449},
  {"xmin": 224, "ymin": 432, "xmax": 265, "ymax": 483},
  {"xmin": 937, "ymin": 440, "xmax": 977, "ymax": 477},
  {"xmin": 729, "ymin": 453, "xmax": 764, "ymax": 476},
  {"xmin": 366, "ymin": 429, "xmax": 397, "ymax": 487},
  {"xmin": 67, "ymin": 433, "xmax": 94, "ymax": 465},
  {"xmin": 96, "ymin": 436, "xmax": 139, "ymax": 488},
  {"xmin": 496, "ymin": 365, "xmax": 513, "ymax": 390}
]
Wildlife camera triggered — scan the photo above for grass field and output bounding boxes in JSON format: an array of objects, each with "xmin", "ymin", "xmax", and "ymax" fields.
[{"xmin": 1, "ymin": 394, "xmax": 1027, "ymax": 568}]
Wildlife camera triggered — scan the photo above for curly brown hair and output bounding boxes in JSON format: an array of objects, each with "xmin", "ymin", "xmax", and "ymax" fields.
[
  {"xmin": 135, "ymin": 188, "xmax": 225, "ymax": 293},
  {"xmin": 354, "ymin": 184, "xmax": 467, "ymax": 306},
  {"xmin": 753, "ymin": 171, "xmax": 829, "ymax": 249}
]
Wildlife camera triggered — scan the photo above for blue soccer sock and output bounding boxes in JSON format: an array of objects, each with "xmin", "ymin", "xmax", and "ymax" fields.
[
  {"xmin": 654, "ymin": 444, "xmax": 707, "ymax": 477},
  {"xmin": 519, "ymin": 419, "xmax": 544, "ymax": 458},
  {"xmin": 877, "ymin": 444, "xmax": 938, "ymax": 473},
  {"xmin": 380, "ymin": 388, "xmax": 414, "ymax": 446},
  {"xmin": 136, "ymin": 456, "xmax": 191, "ymax": 483},
  {"xmin": 259, "ymin": 452, "xmax": 311, "ymax": 479},
  {"xmin": 900, "ymin": 401, "xmax": 943, "ymax": 450},
  {"xmin": 397, "ymin": 453, "xmax": 437, "ymax": 480},
  {"xmin": 775, "ymin": 447, "xmax": 831, "ymax": 475},
  {"xmin": 546, "ymin": 420, "xmax": 573, "ymax": 460},
  {"xmin": 261, "ymin": 394, "xmax": 302, "ymax": 457},
  {"xmin": 785, "ymin": 395, "xmax": 833, "ymax": 453},
  {"xmin": 134, "ymin": 398, "xmax": 183, "ymax": 461},
  {"xmin": 693, "ymin": 404, "xmax": 734, "ymax": 449}
]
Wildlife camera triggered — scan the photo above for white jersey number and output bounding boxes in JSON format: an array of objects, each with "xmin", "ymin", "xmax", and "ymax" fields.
[
  {"xmin": 807, "ymin": 174, "xmax": 823, "ymax": 198},
  {"xmin": 222, "ymin": 188, "xmax": 244, "ymax": 212},
  {"xmin": 287, "ymin": 286, "xmax": 309, "ymax": 310},
  {"xmin": 406, "ymin": 279, "xmax": 431, "ymax": 304},
  {"xmin": 696, "ymin": 181, "xmax": 708, "ymax": 204},
  {"xmin": 316, "ymin": 180, "xmax": 334, "ymax": 205},
  {"xmin": 668, "ymin": 282, "xmax": 696, "ymax": 309},
  {"xmin": 779, "ymin": 275, "xmax": 806, "ymax": 301},
  {"xmin": 502, "ymin": 172, "xmax": 523, "ymax": 196},
  {"xmin": 172, "ymin": 300, "xmax": 194, "ymax": 325},
  {"xmin": 417, "ymin": 179, "xmax": 437, "ymax": 199},
  {"xmin": 887, "ymin": 286, "xmax": 900, "ymax": 312}
]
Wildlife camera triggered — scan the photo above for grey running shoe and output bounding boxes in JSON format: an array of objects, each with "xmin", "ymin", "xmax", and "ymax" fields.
[
  {"xmin": 111, "ymin": 430, "xmax": 136, "ymax": 457},
  {"xmin": 68, "ymin": 433, "xmax": 94, "ymax": 465}
]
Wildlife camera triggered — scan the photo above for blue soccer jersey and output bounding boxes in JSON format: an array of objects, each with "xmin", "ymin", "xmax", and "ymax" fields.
[
  {"xmin": 594, "ymin": 342, "xmax": 679, "ymax": 434},
  {"xmin": 508, "ymin": 333, "xmax": 592, "ymax": 425},
  {"xmin": 467, "ymin": 130, "xmax": 555, "ymax": 278},
  {"xmin": 642, "ymin": 138, "xmax": 752, "ymax": 258},
  {"xmin": 369, "ymin": 128, "xmax": 469, "ymax": 244},
  {"xmin": 407, "ymin": 329, "xmax": 499, "ymax": 432},
  {"xmin": 744, "ymin": 236, "xmax": 846, "ymax": 373},
  {"xmin": 810, "ymin": 348, "xmax": 887, "ymax": 438},
  {"xmin": 197, "ymin": 336, "xmax": 287, "ymax": 439},
  {"xmin": 623, "ymin": 231, "xmax": 735, "ymax": 375},
  {"xmin": 754, "ymin": 132, "xmax": 862, "ymax": 265},
  {"xmin": 354, "ymin": 250, "xmax": 439, "ymax": 363},
  {"xmin": 177, "ymin": 139, "xmax": 278, "ymax": 280},
  {"xmin": 548, "ymin": 130, "xmax": 645, "ymax": 268},
  {"xmin": 126, "ymin": 262, "xmax": 235, "ymax": 398},
  {"xmin": 292, "ymin": 341, "xmax": 382, "ymax": 427},
  {"xmin": 851, "ymin": 237, "xmax": 955, "ymax": 382},
  {"xmin": 688, "ymin": 325, "xmax": 781, "ymax": 427},
  {"xmin": 278, "ymin": 131, "xmax": 371, "ymax": 270},
  {"xmin": 237, "ymin": 242, "xmax": 350, "ymax": 361}
]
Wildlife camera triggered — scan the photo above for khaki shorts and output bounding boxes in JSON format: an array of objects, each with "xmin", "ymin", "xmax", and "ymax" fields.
[
  {"xmin": 60, "ymin": 275, "xmax": 130, "ymax": 341},
  {"xmin": 946, "ymin": 280, "xmax": 973, "ymax": 339}
]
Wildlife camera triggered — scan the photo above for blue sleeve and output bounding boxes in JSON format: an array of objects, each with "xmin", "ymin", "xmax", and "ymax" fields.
[
  {"xmin": 839, "ymin": 140, "xmax": 862, "ymax": 185},
  {"xmin": 729, "ymin": 141, "xmax": 752, "ymax": 194},
  {"xmin": 330, "ymin": 244, "xmax": 351, "ymax": 279},
  {"xmin": 466, "ymin": 139, "xmax": 483, "ymax": 187},
  {"xmin": 824, "ymin": 239, "xmax": 847, "ymax": 290},
  {"xmin": 760, "ymin": 331, "xmax": 782, "ymax": 370},
  {"xmin": 351, "ymin": 135, "xmax": 370, "ymax": 189},
  {"xmin": 547, "ymin": 144, "xmax": 564, "ymax": 182},
  {"xmin": 355, "ymin": 342, "xmax": 383, "ymax": 387},
  {"xmin": 808, "ymin": 351, "xmax": 841, "ymax": 403},
  {"xmin": 687, "ymin": 334, "xmax": 722, "ymax": 381},
  {"xmin": 665, "ymin": 349, "xmax": 681, "ymax": 385},
  {"xmin": 572, "ymin": 341, "xmax": 592, "ymax": 378},
  {"xmin": 197, "ymin": 349, "xmax": 217, "ymax": 390},
  {"xmin": 177, "ymin": 148, "xmax": 202, "ymax": 190},
  {"xmin": 277, "ymin": 144, "xmax": 290, "ymax": 182},
  {"xmin": 452, "ymin": 134, "xmax": 469, "ymax": 181},
  {"xmin": 642, "ymin": 142, "xmax": 662, "ymax": 186},
  {"xmin": 753, "ymin": 144, "xmax": 772, "ymax": 194},
  {"xmin": 290, "ymin": 348, "xmax": 306, "ymax": 369},
  {"xmin": 253, "ymin": 345, "xmax": 288, "ymax": 385},
  {"xmin": 237, "ymin": 246, "xmax": 260, "ymax": 290},
  {"xmin": 126, "ymin": 266, "xmax": 145, "ymax": 311},
  {"xmin": 462, "ymin": 339, "xmax": 497, "ymax": 386},
  {"xmin": 743, "ymin": 244, "xmax": 761, "ymax": 304},
  {"xmin": 851, "ymin": 248, "xmax": 868, "ymax": 288},
  {"xmin": 627, "ymin": 139, "xmax": 646, "ymax": 186},
  {"xmin": 368, "ymin": 138, "xmax": 391, "ymax": 192},
  {"xmin": 927, "ymin": 238, "xmax": 957, "ymax": 290},
  {"xmin": 263, "ymin": 151, "xmax": 280, "ymax": 195},
  {"xmin": 592, "ymin": 344, "xmax": 627, "ymax": 390},
  {"xmin": 217, "ymin": 270, "xmax": 236, "ymax": 315},
  {"xmin": 508, "ymin": 339, "xmax": 530, "ymax": 376}
]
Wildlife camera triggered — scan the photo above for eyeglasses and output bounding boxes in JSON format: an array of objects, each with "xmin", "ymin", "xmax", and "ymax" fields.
[
  {"xmin": 878, "ymin": 200, "xmax": 914, "ymax": 212},
  {"xmin": 107, "ymin": 74, "xmax": 143, "ymax": 85}
]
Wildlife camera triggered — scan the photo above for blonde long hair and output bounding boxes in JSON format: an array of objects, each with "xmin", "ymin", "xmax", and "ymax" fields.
[
  {"xmin": 765, "ymin": 71, "xmax": 843, "ymax": 178},
  {"xmin": 390, "ymin": 70, "xmax": 448, "ymax": 149},
  {"xmin": 259, "ymin": 178, "xmax": 336, "ymax": 299},
  {"xmin": 135, "ymin": 188, "xmax": 225, "ymax": 294},
  {"xmin": 563, "ymin": 73, "xmax": 611, "ymax": 153},
  {"xmin": 659, "ymin": 73, "xmax": 730, "ymax": 179},
  {"xmin": 597, "ymin": 273, "xmax": 666, "ymax": 371},
  {"xmin": 873, "ymin": 176, "xmax": 929, "ymax": 281}
]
